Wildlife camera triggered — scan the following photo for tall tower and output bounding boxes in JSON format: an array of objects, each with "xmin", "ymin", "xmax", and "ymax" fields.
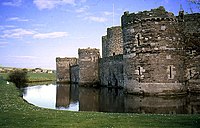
[
  {"xmin": 121, "ymin": 6, "xmax": 186, "ymax": 95},
  {"xmin": 78, "ymin": 48, "xmax": 100, "ymax": 86},
  {"xmin": 102, "ymin": 26, "xmax": 123, "ymax": 58}
]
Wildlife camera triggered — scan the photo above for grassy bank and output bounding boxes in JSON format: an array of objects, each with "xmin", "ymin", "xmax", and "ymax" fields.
[
  {"xmin": 0, "ymin": 73, "xmax": 56, "ymax": 82},
  {"xmin": 0, "ymin": 79, "xmax": 200, "ymax": 128},
  {"xmin": 27, "ymin": 73, "xmax": 56, "ymax": 82}
]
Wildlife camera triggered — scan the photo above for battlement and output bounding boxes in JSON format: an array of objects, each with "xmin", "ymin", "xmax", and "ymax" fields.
[{"xmin": 122, "ymin": 6, "xmax": 176, "ymax": 28}]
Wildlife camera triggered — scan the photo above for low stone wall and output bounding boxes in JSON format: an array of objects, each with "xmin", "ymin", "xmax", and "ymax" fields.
[
  {"xmin": 189, "ymin": 80, "xmax": 200, "ymax": 93},
  {"xmin": 99, "ymin": 54, "xmax": 124, "ymax": 88}
]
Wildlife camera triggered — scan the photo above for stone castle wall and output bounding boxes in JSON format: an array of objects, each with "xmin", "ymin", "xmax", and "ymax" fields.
[
  {"xmin": 99, "ymin": 54, "xmax": 123, "ymax": 87},
  {"xmin": 56, "ymin": 57, "xmax": 77, "ymax": 83},
  {"xmin": 78, "ymin": 48, "xmax": 100, "ymax": 85},
  {"xmin": 56, "ymin": 6, "xmax": 200, "ymax": 95},
  {"xmin": 183, "ymin": 13, "xmax": 200, "ymax": 92},
  {"xmin": 102, "ymin": 26, "xmax": 123, "ymax": 58},
  {"xmin": 121, "ymin": 6, "xmax": 187, "ymax": 95},
  {"xmin": 70, "ymin": 65, "xmax": 79, "ymax": 83}
]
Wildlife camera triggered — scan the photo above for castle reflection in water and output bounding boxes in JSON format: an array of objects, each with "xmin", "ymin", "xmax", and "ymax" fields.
[{"xmin": 56, "ymin": 84, "xmax": 200, "ymax": 114}]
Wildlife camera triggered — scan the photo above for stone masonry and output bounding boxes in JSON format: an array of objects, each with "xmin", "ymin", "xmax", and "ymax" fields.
[
  {"xmin": 56, "ymin": 57, "xmax": 77, "ymax": 83},
  {"xmin": 78, "ymin": 48, "xmax": 100, "ymax": 86},
  {"xmin": 99, "ymin": 55, "xmax": 123, "ymax": 87},
  {"xmin": 102, "ymin": 26, "xmax": 123, "ymax": 58},
  {"xmin": 56, "ymin": 6, "xmax": 200, "ymax": 95},
  {"xmin": 121, "ymin": 6, "xmax": 186, "ymax": 95}
]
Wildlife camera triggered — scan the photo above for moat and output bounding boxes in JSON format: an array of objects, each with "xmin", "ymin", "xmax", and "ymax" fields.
[{"xmin": 23, "ymin": 82, "xmax": 200, "ymax": 114}]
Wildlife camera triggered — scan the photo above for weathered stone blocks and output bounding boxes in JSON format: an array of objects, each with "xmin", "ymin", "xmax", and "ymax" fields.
[{"xmin": 56, "ymin": 57, "xmax": 77, "ymax": 83}]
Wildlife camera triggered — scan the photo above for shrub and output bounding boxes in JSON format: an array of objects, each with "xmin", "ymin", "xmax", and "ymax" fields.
[{"xmin": 8, "ymin": 70, "xmax": 28, "ymax": 88}]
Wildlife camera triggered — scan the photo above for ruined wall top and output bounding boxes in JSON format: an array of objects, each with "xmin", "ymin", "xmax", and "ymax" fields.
[
  {"xmin": 102, "ymin": 26, "xmax": 123, "ymax": 58},
  {"xmin": 107, "ymin": 26, "xmax": 122, "ymax": 36},
  {"xmin": 56, "ymin": 57, "xmax": 77, "ymax": 62},
  {"xmin": 78, "ymin": 47, "xmax": 100, "ymax": 58},
  {"xmin": 122, "ymin": 6, "xmax": 176, "ymax": 28}
]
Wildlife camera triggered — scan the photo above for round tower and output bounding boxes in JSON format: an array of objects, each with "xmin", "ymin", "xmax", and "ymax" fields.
[{"xmin": 121, "ymin": 6, "xmax": 187, "ymax": 95}]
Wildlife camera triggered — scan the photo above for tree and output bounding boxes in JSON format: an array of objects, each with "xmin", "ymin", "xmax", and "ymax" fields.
[{"xmin": 8, "ymin": 70, "xmax": 28, "ymax": 88}]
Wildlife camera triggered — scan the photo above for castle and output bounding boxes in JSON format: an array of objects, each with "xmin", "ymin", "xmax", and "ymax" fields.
[{"xmin": 56, "ymin": 6, "xmax": 200, "ymax": 95}]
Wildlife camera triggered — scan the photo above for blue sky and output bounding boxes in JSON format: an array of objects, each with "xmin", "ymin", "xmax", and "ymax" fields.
[{"xmin": 0, "ymin": 0, "xmax": 199, "ymax": 69}]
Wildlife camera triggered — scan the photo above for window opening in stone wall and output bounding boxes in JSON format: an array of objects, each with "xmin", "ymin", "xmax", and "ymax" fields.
[
  {"xmin": 138, "ymin": 67, "xmax": 141, "ymax": 76},
  {"xmin": 189, "ymin": 69, "xmax": 192, "ymax": 78},
  {"xmin": 137, "ymin": 34, "xmax": 140, "ymax": 46},
  {"xmin": 169, "ymin": 66, "xmax": 172, "ymax": 79}
]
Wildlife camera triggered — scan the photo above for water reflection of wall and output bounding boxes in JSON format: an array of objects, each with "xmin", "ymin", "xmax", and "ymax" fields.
[
  {"xmin": 79, "ymin": 87, "xmax": 100, "ymax": 111},
  {"xmin": 70, "ymin": 84, "xmax": 79, "ymax": 103},
  {"xmin": 78, "ymin": 87, "xmax": 200, "ymax": 114},
  {"xmin": 56, "ymin": 84, "xmax": 70, "ymax": 108},
  {"xmin": 56, "ymin": 84, "xmax": 79, "ymax": 109},
  {"xmin": 124, "ymin": 95, "xmax": 188, "ymax": 114},
  {"xmin": 100, "ymin": 88, "xmax": 124, "ymax": 112}
]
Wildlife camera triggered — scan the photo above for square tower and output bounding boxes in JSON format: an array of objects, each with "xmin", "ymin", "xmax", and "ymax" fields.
[
  {"xmin": 78, "ymin": 48, "xmax": 100, "ymax": 86},
  {"xmin": 56, "ymin": 57, "xmax": 77, "ymax": 83}
]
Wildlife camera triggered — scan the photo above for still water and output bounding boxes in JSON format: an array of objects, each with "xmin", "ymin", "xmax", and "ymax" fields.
[{"xmin": 23, "ymin": 82, "xmax": 200, "ymax": 114}]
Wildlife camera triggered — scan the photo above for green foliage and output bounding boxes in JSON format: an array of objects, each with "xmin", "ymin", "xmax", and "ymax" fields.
[{"xmin": 8, "ymin": 70, "xmax": 28, "ymax": 88}]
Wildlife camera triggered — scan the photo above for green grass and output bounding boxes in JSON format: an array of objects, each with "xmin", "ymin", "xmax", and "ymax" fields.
[
  {"xmin": 0, "ymin": 79, "xmax": 200, "ymax": 128},
  {"xmin": 0, "ymin": 73, "xmax": 56, "ymax": 82},
  {"xmin": 27, "ymin": 73, "xmax": 56, "ymax": 82}
]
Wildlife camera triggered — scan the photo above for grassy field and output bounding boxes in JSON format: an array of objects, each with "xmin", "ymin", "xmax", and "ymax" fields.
[
  {"xmin": 27, "ymin": 73, "xmax": 56, "ymax": 82},
  {"xmin": 0, "ymin": 72, "xmax": 56, "ymax": 82},
  {"xmin": 0, "ymin": 79, "xmax": 200, "ymax": 128}
]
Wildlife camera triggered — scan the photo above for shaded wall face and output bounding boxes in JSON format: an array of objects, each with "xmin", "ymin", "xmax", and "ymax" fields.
[
  {"xmin": 102, "ymin": 36, "xmax": 108, "ymax": 58},
  {"xmin": 183, "ymin": 14, "xmax": 200, "ymax": 92},
  {"xmin": 70, "ymin": 65, "xmax": 79, "ymax": 83},
  {"xmin": 99, "ymin": 55, "xmax": 123, "ymax": 87}
]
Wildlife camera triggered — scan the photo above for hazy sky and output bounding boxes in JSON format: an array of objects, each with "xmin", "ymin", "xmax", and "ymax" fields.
[{"xmin": 0, "ymin": 0, "xmax": 198, "ymax": 69}]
